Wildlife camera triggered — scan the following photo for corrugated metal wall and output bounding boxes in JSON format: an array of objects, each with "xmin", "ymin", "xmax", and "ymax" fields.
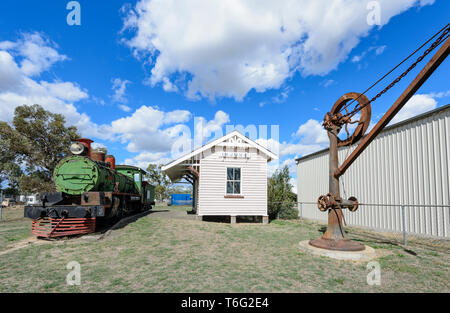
[{"xmin": 297, "ymin": 106, "xmax": 450, "ymax": 238}]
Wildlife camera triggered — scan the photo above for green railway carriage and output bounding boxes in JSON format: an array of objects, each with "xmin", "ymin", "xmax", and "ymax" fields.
[
  {"xmin": 116, "ymin": 165, "xmax": 155, "ymax": 208},
  {"xmin": 24, "ymin": 138, "xmax": 155, "ymax": 238}
]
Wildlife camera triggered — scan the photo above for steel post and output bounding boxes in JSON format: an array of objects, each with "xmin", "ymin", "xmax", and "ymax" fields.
[
  {"xmin": 402, "ymin": 205, "xmax": 407, "ymax": 246},
  {"xmin": 0, "ymin": 190, "xmax": 2, "ymax": 222},
  {"xmin": 299, "ymin": 202, "xmax": 302, "ymax": 221}
]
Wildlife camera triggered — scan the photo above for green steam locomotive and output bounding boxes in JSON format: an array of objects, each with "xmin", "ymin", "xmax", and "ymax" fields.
[{"xmin": 24, "ymin": 138, "xmax": 155, "ymax": 238}]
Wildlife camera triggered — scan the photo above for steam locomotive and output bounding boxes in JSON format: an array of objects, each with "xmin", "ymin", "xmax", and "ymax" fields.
[{"xmin": 24, "ymin": 138, "xmax": 155, "ymax": 238}]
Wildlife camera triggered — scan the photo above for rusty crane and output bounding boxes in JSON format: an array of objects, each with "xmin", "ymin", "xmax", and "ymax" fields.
[{"xmin": 309, "ymin": 23, "xmax": 450, "ymax": 251}]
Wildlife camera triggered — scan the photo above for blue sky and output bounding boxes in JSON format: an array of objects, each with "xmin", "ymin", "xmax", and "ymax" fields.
[{"xmin": 0, "ymin": 0, "xmax": 449, "ymax": 188}]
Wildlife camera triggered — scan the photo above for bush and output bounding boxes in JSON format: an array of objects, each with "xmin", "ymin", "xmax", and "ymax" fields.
[
  {"xmin": 278, "ymin": 200, "xmax": 299, "ymax": 220},
  {"xmin": 268, "ymin": 166, "xmax": 297, "ymax": 220}
]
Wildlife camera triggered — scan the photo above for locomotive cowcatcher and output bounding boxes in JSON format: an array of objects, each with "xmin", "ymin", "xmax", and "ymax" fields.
[{"xmin": 24, "ymin": 138, "xmax": 155, "ymax": 238}]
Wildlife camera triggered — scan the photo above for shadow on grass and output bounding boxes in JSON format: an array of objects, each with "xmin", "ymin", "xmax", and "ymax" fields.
[
  {"xmin": 202, "ymin": 216, "xmax": 262, "ymax": 224},
  {"xmin": 316, "ymin": 224, "xmax": 419, "ymax": 256},
  {"xmin": 104, "ymin": 210, "xmax": 170, "ymax": 233}
]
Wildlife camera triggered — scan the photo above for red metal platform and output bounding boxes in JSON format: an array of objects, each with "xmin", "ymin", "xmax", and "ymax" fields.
[{"xmin": 31, "ymin": 217, "xmax": 96, "ymax": 238}]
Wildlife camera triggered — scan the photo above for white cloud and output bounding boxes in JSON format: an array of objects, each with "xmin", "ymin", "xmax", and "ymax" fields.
[
  {"xmin": 109, "ymin": 105, "xmax": 171, "ymax": 151},
  {"xmin": 390, "ymin": 94, "xmax": 437, "ymax": 124},
  {"xmin": 111, "ymin": 78, "xmax": 131, "ymax": 103},
  {"xmin": 121, "ymin": 0, "xmax": 432, "ymax": 100},
  {"xmin": 272, "ymin": 86, "xmax": 293, "ymax": 104},
  {"xmin": 425, "ymin": 90, "xmax": 450, "ymax": 99},
  {"xmin": 290, "ymin": 177, "xmax": 297, "ymax": 194},
  {"xmin": 39, "ymin": 81, "xmax": 88, "ymax": 102},
  {"xmin": 119, "ymin": 104, "xmax": 132, "ymax": 112},
  {"xmin": 124, "ymin": 151, "xmax": 171, "ymax": 168},
  {"xmin": 2, "ymin": 32, "xmax": 68, "ymax": 77},
  {"xmin": 375, "ymin": 45, "xmax": 387, "ymax": 55},
  {"xmin": 294, "ymin": 119, "xmax": 328, "ymax": 145},
  {"xmin": 117, "ymin": 109, "xmax": 231, "ymax": 168},
  {"xmin": 351, "ymin": 52, "xmax": 367, "ymax": 63},
  {"xmin": 257, "ymin": 133, "xmax": 324, "ymax": 181},
  {"xmin": 0, "ymin": 51, "xmax": 23, "ymax": 92},
  {"xmin": 256, "ymin": 137, "xmax": 280, "ymax": 155},
  {"xmin": 0, "ymin": 33, "xmax": 103, "ymax": 138},
  {"xmin": 352, "ymin": 45, "xmax": 387, "ymax": 63},
  {"xmin": 91, "ymin": 142, "xmax": 107, "ymax": 150},
  {"xmin": 194, "ymin": 110, "xmax": 230, "ymax": 146},
  {"xmin": 0, "ymin": 31, "xmax": 242, "ymax": 171},
  {"xmin": 164, "ymin": 110, "xmax": 192, "ymax": 124},
  {"xmin": 320, "ymin": 79, "xmax": 335, "ymax": 88},
  {"xmin": 280, "ymin": 142, "xmax": 326, "ymax": 157}
]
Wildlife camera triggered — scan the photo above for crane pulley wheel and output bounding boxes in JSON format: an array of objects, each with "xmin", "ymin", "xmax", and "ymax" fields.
[{"xmin": 328, "ymin": 92, "xmax": 372, "ymax": 147}]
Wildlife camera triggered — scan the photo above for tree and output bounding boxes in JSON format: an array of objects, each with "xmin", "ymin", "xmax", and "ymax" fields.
[
  {"xmin": 0, "ymin": 104, "xmax": 80, "ymax": 193},
  {"xmin": 146, "ymin": 164, "xmax": 171, "ymax": 201},
  {"xmin": 169, "ymin": 184, "xmax": 193, "ymax": 196},
  {"xmin": 267, "ymin": 165, "xmax": 298, "ymax": 220},
  {"xmin": 0, "ymin": 132, "xmax": 22, "ymax": 191}
]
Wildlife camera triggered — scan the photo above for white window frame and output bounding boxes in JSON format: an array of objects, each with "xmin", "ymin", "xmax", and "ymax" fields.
[{"xmin": 226, "ymin": 167, "xmax": 242, "ymax": 195}]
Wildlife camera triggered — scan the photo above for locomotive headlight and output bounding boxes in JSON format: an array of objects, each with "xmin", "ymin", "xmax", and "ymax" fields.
[{"xmin": 70, "ymin": 142, "xmax": 86, "ymax": 155}]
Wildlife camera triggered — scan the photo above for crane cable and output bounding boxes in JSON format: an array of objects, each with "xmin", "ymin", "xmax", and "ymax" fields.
[{"xmin": 340, "ymin": 22, "xmax": 450, "ymax": 119}]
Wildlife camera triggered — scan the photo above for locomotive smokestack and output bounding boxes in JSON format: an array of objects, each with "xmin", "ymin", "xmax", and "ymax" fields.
[
  {"xmin": 91, "ymin": 150, "xmax": 106, "ymax": 162},
  {"xmin": 105, "ymin": 155, "xmax": 116, "ymax": 169}
]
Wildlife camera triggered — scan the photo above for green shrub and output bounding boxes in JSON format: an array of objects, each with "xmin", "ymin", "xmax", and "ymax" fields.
[
  {"xmin": 268, "ymin": 166, "xmax": 297, "ymax": 220},
  {"xmin": 278, "ymin": 201, "xmax": 299, "ymax": 220}
]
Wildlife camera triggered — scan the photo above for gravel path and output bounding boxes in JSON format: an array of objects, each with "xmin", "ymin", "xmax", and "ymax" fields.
[{"xmin": 147, "ymin": 209, "xmax": 197, "ymax": 220}]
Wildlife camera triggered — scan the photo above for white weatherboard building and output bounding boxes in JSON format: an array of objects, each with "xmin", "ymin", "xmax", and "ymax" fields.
[
  {"xmin": 162, "ymin": 131, "xmax": 278, "ymax": 223},
  {"xmin": 296, "ymin": 104, "xmax": 450, "ymax": 238}
]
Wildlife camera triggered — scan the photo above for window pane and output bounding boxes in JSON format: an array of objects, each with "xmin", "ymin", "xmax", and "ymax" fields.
[
  {"xmin": 234, "ymin": 168, "xmax": 241, "ymax": 181},
  {"xmin": 227, "ymin": 168, "xmax": 233, "ymax": 180},
  {"xmin": 234, "ymin": 182, "xmax": 241, "ymax": 194},
  {"xmin": 227, "ymin": 182, "xmax": 234, "ymax": 194}
]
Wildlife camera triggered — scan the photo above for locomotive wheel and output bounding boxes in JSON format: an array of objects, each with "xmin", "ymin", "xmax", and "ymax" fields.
[{"xmin": 330, "ymin": 92, "xmax": 372, "ymax": 147}]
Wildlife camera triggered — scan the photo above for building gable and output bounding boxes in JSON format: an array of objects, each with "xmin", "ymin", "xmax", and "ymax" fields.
[{"xmin": 162, "ymin": 130, "xmax": 277, "ymax": 181}]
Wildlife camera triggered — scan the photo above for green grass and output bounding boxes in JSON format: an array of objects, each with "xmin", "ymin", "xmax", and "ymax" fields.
[
  {"xmin": 0, "ymin": 205, "xmax": 448, "ymax": 292},
  {"xmin": 0, "ymin": 206, "xmax": 31, "ymax": 252}
]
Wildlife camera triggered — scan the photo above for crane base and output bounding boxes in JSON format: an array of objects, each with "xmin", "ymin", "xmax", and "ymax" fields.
[
  {"xmin": 299, "ymin": 240, "xmax": 376, "ymax": 262},
  {"xmin": 309, "ymin": 237, "xmax": 365, "ymax": 251}
]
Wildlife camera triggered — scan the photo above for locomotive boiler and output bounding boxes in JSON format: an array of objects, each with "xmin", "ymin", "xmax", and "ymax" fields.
[{"xmin": 24, "ymin": 138, "xmax": 155, "ymax": 238}]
